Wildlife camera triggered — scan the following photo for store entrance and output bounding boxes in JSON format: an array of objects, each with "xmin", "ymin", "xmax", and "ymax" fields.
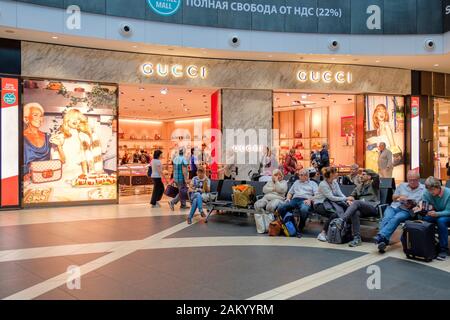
[
  {"xmin": 433, "ymin": 98, "xmax": 450, "ymax": 181},
  {"xmin": 118, "ymin": 84, "xmax": 219, "ymax": 204},
  {"xmin": 273, "ymin": 92, "xmax": 357, "ymax": 174}
]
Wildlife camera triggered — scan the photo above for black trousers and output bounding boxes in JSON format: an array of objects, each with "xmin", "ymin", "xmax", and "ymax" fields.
[
  {"xmin": 313, "ymin": 203, "xmax": 340, "ymax": 232},
  {"xmin": 150, "ymin": 178, "xmax": 164, "ymax": 205}
]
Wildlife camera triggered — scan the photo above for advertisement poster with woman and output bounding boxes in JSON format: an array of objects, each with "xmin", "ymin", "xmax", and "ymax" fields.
[
  {"xmin": 365, "ymin": 95, "xmax": 405, "ymax": 181},
  {"xmin": 22, "ymin": 80, "xmax": 118, "ymax": 205}
]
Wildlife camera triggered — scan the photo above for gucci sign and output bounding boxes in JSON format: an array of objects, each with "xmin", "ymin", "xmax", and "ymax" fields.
[
  {"xmin": 141, "ymin": 63, "xmax": 208, "ymax": 79},
  {"xmin": 296, "ymin": 70, "xmax": 352, "ymax": 84}
]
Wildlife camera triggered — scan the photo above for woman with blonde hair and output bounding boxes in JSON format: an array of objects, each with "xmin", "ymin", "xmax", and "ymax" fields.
[
  {"xmin": 51, "ymin": 109, "xmax": 87, "ymax": 178},
  {"xmin": 372, "ymin": 104, "xmax": 396, "ymax": 148}
]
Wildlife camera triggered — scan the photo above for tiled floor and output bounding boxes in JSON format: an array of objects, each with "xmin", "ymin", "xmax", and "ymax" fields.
[{"xmin": 0, "ymin": 202, "xmax": 449, "ymax": 300}]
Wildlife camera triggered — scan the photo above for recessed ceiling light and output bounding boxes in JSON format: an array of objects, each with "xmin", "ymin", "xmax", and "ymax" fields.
[
  {"xmin": 132, "ymin": 45, "xmax": 138, "ymax": 48},
  {"xmin": 139, "ymin": 87, "xmax": 145, "ymax": 91},
  {"xmin": 434, "ymin": 64, "xmax": 440, "ymax": 67},
  {"xmin": 375, "ymin": 60, "xmax": 381, "ymax": 63},
  {"xmin": 302, "ymin": 94, "xmax": 307, "ymax": 99},
  {"xmin": 268, "ymin": 55, "xmax": 273, "ymax": 58},
  {"xmin": 52, "ymin": 36, "xmax": 58, "ymax": 39},
  {"xmin": 286, "ymin": 93, "xmax": 290, "ymax": 97},
  {"xmin": 331, "ymin": 57, "xmax": 336, "ymax": 61},
  {"xmin": 160, "ymin": 88, "xmax": 168, "ymax": 95}
]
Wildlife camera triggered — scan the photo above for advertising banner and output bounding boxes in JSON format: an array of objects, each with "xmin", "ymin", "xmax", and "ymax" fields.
[
  {"xmin": 445, "ymin": 0, "xmax": 450, "ymax": 32},
  {"xmin": 365, "ymin": 96, "xmax": 405, "ymax": 181},
  {"xmin": 22, "ymin": 80, "xmax": 118, "ymax": 206},
  {"xmin": 1, "ymin": 77, "xmax": 20, "ymax": 207}
]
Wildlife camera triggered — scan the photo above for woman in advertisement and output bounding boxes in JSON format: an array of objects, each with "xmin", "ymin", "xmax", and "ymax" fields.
[
  {"xmin": 51, "ymin": 108, "xmax": 88, "ymax": 179},
  {"xmin": 23, "ymin": 103, "xmax": 64, "ymax": 179},
  {"xmin": 366, "ymin": 98, "xmax": 404, "ymax": 178}
]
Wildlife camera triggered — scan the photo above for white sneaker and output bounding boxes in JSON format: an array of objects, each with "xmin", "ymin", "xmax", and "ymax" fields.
[{"xmin": 317, "ymin": 233, "xmax": 327, "ymax": 242}]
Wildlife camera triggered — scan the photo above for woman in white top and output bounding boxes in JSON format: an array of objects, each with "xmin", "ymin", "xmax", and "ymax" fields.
[
  {"xmin": 150, "ymin": 149, "xmax": 167, "ymax": 208},
  {"xmin": 51, "ymin": 109, "xmax": 87, "ymax": 180},
  {"xmin": 259, "ymin": 146, "xmax": 279, "ymax": 182},
  {"xmin": 313, "ymin": 167, "xmax": 351, "ymax": 242}
]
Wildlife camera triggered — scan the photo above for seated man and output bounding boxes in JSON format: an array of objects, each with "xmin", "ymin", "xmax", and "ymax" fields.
[
  {"xmin": 375, "ymin": 170, "xmax": 425, "ymax": 253},
  {"xmin": 277, "ymin": 168, "xmax": 318, "ymax": 236},
  {"xmin": 341, "ymin": 169, "xmax": 380, "ymax": 247},
  {"xmin": 344, "ymin": 164, "xmax": 362, "ymax": 185},
  {"xmin": 421, "ymin": 176, "xmax": 450, "ymax": 261},
  {"xmin": 254, "ymin": 169, "xmax": 288, "ymax": 214}
]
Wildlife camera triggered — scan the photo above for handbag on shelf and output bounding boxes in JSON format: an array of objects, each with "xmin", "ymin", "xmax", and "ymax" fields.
[{"xmin": 29, "ymin": 160, "xmax": 63, "ymax": 184}]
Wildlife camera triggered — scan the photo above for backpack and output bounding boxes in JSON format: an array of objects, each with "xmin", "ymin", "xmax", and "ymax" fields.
[
  {"xmin": 281, "ymin": 212, "xmax": 297, "ymax": 237},
  {"xmin": 327, "ymin": 218, "xmax": 352, "ymax": 244}
]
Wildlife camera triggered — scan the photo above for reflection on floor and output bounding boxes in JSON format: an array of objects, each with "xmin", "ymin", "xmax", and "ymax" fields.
[{"xmin": 0, "ymin": 203, "xmax": 449, "ymax": 300}]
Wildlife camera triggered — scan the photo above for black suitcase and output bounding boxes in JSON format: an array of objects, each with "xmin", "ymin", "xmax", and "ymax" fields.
[{"xmin": 401, "ymin": 220, "xmax": 438, "ymax": 262}]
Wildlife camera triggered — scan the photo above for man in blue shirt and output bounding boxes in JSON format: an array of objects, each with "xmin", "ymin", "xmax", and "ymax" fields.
[
  {"xmin": 169, "ymin": 148, "xmax": 189, "ymax": 210},
  {"xmin": 421, "ymin": 176, "xmax": 450, "ymax": 261}
]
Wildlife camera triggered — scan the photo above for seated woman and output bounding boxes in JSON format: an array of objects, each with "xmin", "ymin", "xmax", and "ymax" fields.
[
  {"xmin": 187, "ymin": 167, "xmax": 210, "ymax": 224},
  {"xmin": 341, "ymin": 169, "xmax": 380, "ymax": 247},
  {"xmin": 314, "ymin": 167, "xmax": 350, "ymax": 242},
  {"xmin": 254, "ymin": 169, "xmax": 287, "ymax": 214}
]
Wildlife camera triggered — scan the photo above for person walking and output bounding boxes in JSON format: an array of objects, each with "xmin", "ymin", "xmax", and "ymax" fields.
[
  {"xmin": 168, "ymin": 148, "xmax": 189, "ymax": 210},
  {"xmin": 150, "ymin": 150, "xmax": 166, "ymax": 208}
]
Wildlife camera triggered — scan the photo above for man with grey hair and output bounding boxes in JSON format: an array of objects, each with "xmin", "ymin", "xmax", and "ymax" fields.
[
  {"xmin": 345, "ymin": 164, "xmax": 362, "ymax": 185},
  {"xmin": 421, "ymin": 176, "xmax": 450, "ymax": 260},
  {"xmin": 378, "ymin": 142, "xmax": 393, "ymax": 178},
  {"xmin": 375, "ymin": 170, "xmax": 425, "ymax": 253},
  {"xmin": 277, "ymin": 168, "xmax": 318, "ymax": 236}
]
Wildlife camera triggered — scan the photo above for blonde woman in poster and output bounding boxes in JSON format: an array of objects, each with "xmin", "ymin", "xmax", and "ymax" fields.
[
  {"xmin": 51, "ymin": 109, "xmax": 88, "ymax": 180},
  {"xmin": 366, "ymin": 97, "xmax": 404, "ymax": 179}
]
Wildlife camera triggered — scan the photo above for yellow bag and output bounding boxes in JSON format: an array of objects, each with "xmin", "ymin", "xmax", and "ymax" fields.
[{"xmin": 232, "ymin": 184, "xmax": 256, "ymax": 208}]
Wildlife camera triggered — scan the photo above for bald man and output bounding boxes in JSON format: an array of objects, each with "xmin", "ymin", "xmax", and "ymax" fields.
[
  {"xmin": 378, "ymin": 142, "xmax": 393, "ymax": 178},
  {"xmin": 375, "ymin": 170, "xmax": 425, "ymax": 253}
]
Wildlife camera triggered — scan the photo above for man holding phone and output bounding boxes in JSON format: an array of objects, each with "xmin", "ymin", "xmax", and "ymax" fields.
[{"xmin": 375, "ymin": 170, "xmax": 425, "ymax": 253}]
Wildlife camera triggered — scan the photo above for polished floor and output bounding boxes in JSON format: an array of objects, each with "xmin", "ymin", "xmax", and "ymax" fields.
[{"xmin": 0, "ymin": 200, "xmax": 449, "ymax": 300}]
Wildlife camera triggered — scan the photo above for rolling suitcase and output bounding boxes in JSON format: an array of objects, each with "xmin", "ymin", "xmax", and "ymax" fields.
[{"xmin": 401, "ymin": 220, "xmax": 438, "ymax": 262}]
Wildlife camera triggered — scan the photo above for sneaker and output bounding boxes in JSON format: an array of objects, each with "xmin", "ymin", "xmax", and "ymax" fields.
[
  {"xmin": 200, "ymin": 210, "xmax": 206, "ymax": 218},
  {"xmin": 151, "ymin": 204, "xmax": 158, "ymax": 208},
  {"xmin": 348, "ymin": 235, "xmax": 362, "ymax": 247},
  {"xmin": 317, "ymin": 232, "xmax": 327, "ymax": 242},
  {"xmin": 377, "ymin": 241, "xmax": 387, "ymax": 254},
  {"xmin": 155, "ymin": 202, "xmax": 161, "ymax": 208},
  {"xmin": 180, "ymin": 205, "xmax": 189, "ymax": 210},
  {"xmin": 168, "ymin": 201, "xmax": 174, "ymax": 211},
  {"xmin": 296, "ymin": 232, "xmax": 303, "ymax": 239},
  {"xmin": 187, "ymin": 218, "xmax": 192, "ymax": 225},
  {"xmin": 437, "ymin": 251, "xmax": 447, "ymax": 261},
  {"xmin": 373, "ymin": 234, "xmax": 383, "ymax": 244}
]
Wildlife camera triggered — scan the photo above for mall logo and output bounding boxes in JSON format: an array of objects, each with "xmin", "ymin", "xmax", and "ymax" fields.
[
  {"xmin": 147, "ymin": 0, "xmax": 182, "ymax": 16},
  {"xmin": 3, "ymin": 93, "xmax": 16, "ymax": 105}
]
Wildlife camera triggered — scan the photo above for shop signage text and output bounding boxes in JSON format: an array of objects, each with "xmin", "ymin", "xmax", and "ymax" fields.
[
  {"xmin": 141, "ymin": 63, "xmax": 208, "ymax": 79},
  {"xmin": 296, "ymin": 70, "xmax": 352, "ymax": 85},
  {"xmin": 147, "ymin": 0, "xmax": 181, "ymax": 16},
  {"xmin": 445, "ymin": 1, "xmax": 450, "ymax": 32}
]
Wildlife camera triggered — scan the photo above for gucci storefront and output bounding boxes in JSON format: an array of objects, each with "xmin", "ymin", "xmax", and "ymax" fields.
[{"xmin": 2, "ymin": 40, "xmax": 412, "ymax": 209}]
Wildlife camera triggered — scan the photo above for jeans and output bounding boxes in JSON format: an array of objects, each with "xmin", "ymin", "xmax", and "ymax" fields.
[
  {"xmin": 277, "ymin": 198, "xmax": 311, "ymax": 232},
  {"xmin": 313, "ymin": 203, "xmax": 341, "ymax": 232},
  {"xmin": 378, "ymin": 206, "xmax": 411, "ymax": 242},
  {"xmin": 254, "ymin": 198, "xmax": 284, "ymax": 214},
  {"xmin": 422, "ymin": 215, "xmax": 450, "ymax": 252},
  {"xmin": 170, "ymin": 181, "xmax": 187, "ymax": 207},
  {"xmin": 341, "ymin": 200, "xmax": 378, "ymax": 237},
  {"xmin": 188, "ymin": 192, "xmax": 203, "ymax": 219},
  {"xmin": 150, "ymin": 178, "xmax": 164, "ymax": 205}
]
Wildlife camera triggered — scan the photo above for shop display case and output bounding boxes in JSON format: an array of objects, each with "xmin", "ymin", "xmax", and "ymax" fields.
[{"xmin": 118, "ymin": 164, "xmax": 152, "ymax": 195}]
